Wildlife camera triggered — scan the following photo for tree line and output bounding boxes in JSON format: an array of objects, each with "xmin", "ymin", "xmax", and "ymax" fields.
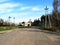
[{"xmin": 32, "ymin": 0, "xmax": 60, "ymax": 32}]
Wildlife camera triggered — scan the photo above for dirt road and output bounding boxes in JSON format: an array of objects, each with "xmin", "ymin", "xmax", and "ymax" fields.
[{"xmin": 0, "ymin": 28, "xmax": 60, "ymax": 45}]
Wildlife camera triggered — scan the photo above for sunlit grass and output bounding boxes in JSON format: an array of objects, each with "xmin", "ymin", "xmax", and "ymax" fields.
[
  {"xmin": 18, "ymin": 26, "xmax": 29, "ymax": 28},
  {"xmin": 0, "ymin": 26, "xmax": 18, "ymax": 31},
  {"xmin": 0, "ymin": 26, "xmax": 29, "ymax": 31}
]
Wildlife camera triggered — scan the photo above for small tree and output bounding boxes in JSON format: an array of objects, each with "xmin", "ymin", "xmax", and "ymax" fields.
[{"xmin": 0, "ymin": 19, "xmax": 4, "ymax": 26}]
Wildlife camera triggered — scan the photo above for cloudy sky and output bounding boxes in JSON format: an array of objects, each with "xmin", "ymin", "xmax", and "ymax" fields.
[{"xmin": 0, "ymin": 0, "xmax": 53, "ymax": 23}]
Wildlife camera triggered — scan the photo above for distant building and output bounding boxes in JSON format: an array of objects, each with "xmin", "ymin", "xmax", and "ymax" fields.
[
  {"xmin": 20, "ymin": 22, "xmax": 31, "ymax": 27},
  {"xmin": 19, "ymin": 19, "xmax": 32, "ymax": 27},
  {"xmin": 24, "ymin": 22, "xmax": 31, "ymax": 27}
]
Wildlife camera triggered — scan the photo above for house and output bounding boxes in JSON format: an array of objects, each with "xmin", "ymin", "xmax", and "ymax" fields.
[
  {"xmin": 24, "ymin": 22, "xmax": 31, "ymax": 27},
  {"xmin": 19, "ymin": 21, "xmax": 32, "ymax": 27}
]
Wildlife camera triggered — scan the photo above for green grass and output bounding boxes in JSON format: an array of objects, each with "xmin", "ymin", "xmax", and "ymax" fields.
[
  {"xmin": 0, "ymin": 26, "xmax": 18, "ymax": 31},
  {"xmin": 18, "ymin": 26, "xmax": 29, "ymax": 28},
  {"xmin": 0, "ymin": 26, "xmax": 29, "ymax": 31}
]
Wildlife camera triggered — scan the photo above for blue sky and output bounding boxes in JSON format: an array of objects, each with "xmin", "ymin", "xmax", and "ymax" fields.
[{"xmin": 0, "ymin": 0, "xmax": 53, "ymax": 23}]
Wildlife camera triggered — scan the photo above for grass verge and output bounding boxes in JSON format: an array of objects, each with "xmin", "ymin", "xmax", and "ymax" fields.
[
  {"xmin": 0, "ymin": 26, "xmax": 29, "ymax": 31},
  {"xmin": 0, "ymin": 26, "xmax": 18, "ymax": 31}
]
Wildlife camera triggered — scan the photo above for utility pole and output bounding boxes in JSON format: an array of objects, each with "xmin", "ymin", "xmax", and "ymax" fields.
[
  {"xmin": 8, "ymin": 16, "xmax": 11, "ymax": 26},
  {"xmin": 48, "ymin": 14, "xmax": 52, "ymax": 28},
  {"xmin": 8, "ymin": 16, "xmax": 11, "ymax": 22},
  {"xmin": 44, "ymin": 6, "xmax": 49, "ymax": 28},
  {"xmin": 44, "ymin": 6, "xmax": 51, "ymax": 28},
  {"xmin": 13, "ymin": 17, "xmax": 15, "ymax": 24}
]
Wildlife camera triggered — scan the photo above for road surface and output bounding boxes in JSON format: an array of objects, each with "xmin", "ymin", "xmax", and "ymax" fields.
[{"xmin": 0, "ymin": 28, "xmax": 60, "ymax": 45}]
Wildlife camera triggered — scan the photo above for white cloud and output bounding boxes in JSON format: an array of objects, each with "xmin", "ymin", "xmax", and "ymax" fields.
[
  {"xmin": 0, "ymin": 0, "xmax": 8, "ymax": 2},
  {"xmin": 20, "ymin": 7, "xmax": 30, "ymax": 10},
  {"xmin": 0, "ymin": 3, "xmax": 19, "ymax": 8},
  {"xmin": 0, "ymin": 8, "xmax": 13, "ymax": 14},
  {"xmin": 0, "ymin": 3, "xmax": 20, "ymax": 14},
  {"xmin": 32, "ymin": 7, "xmax": 40, "ymax": 11}
]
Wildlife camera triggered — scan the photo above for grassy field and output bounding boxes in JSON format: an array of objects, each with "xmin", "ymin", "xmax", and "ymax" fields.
[
  {"xmin": 0, "ymin": 26, "xmax": 29, "ymax": 31},
  {"xmin": 0, "ymin": 26, "xmax": 18, "ymax": 31},
  {"xmin": 18, "ymin": 26, "xmax": 29, "ymax": 28}
]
